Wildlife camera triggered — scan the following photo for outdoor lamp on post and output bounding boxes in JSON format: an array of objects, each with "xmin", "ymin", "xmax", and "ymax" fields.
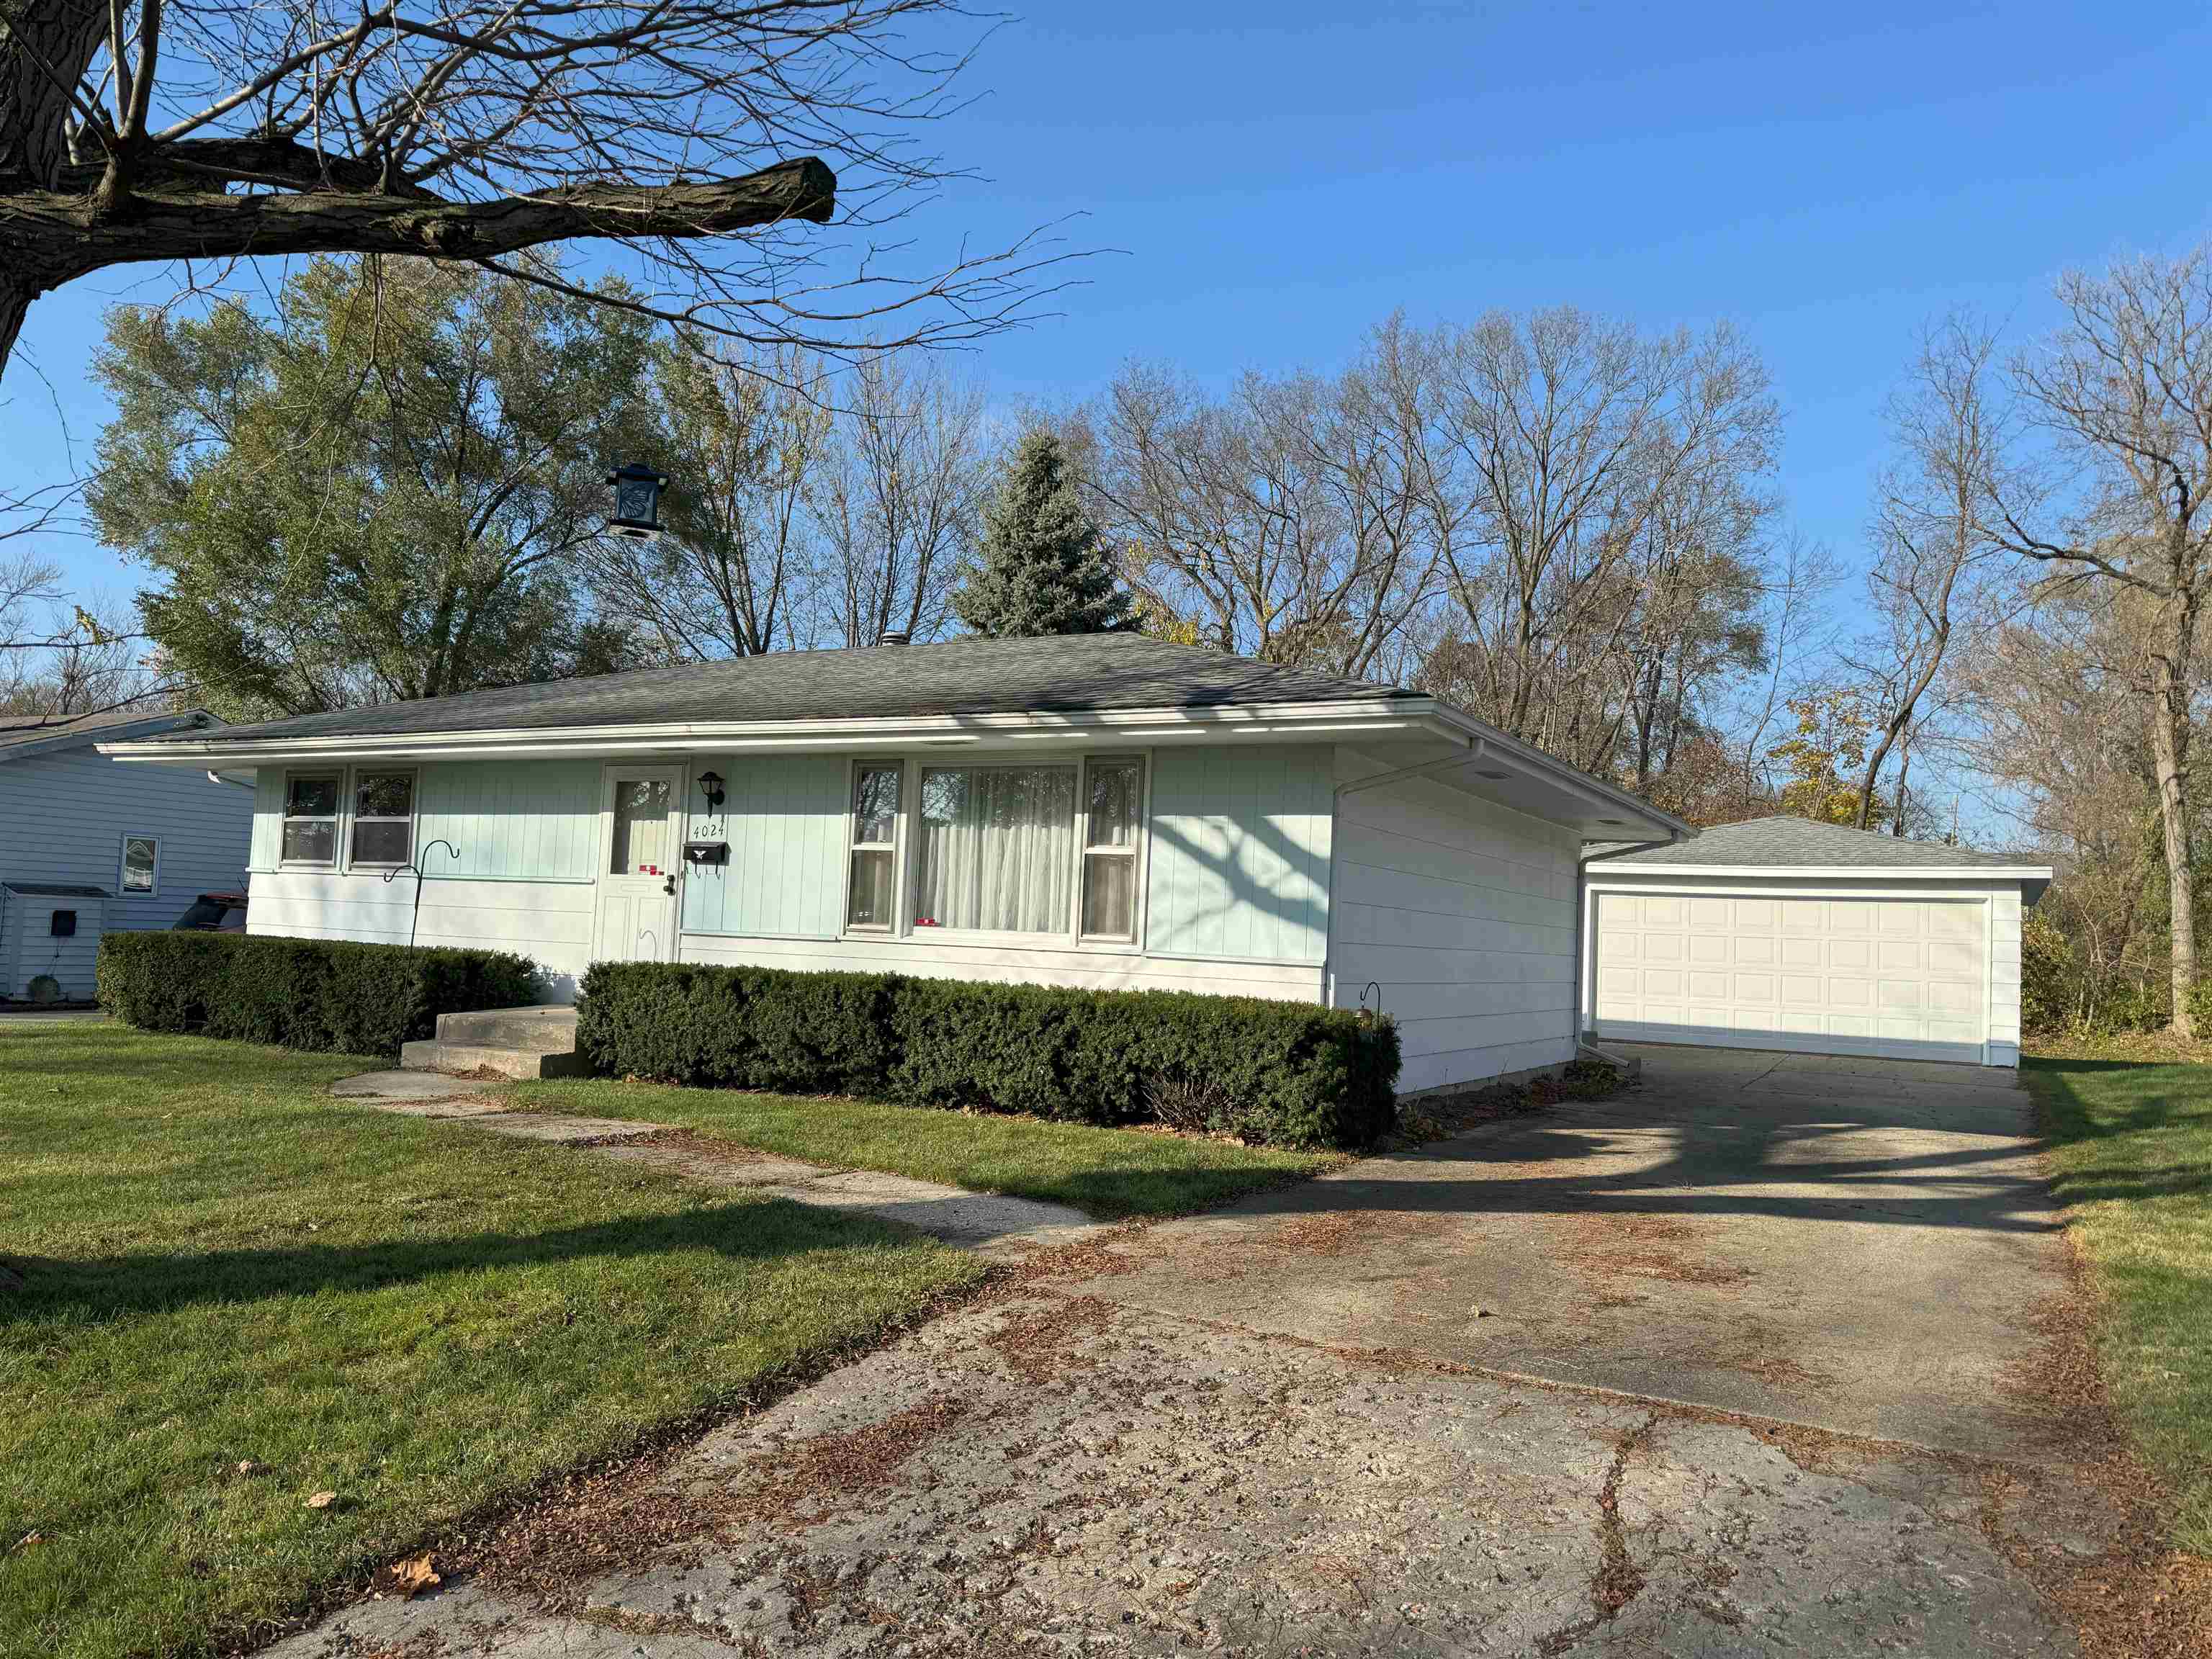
[{"xmin": 606, "ymin": 462, "xmax": 669, "ymax": 541}]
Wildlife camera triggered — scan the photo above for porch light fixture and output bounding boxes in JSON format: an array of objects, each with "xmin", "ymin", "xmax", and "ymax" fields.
[
  {"xmin": 697, "ymin": 770, "xmax": 726, "ymax": 810},
  {"xmin": 606, "ymin": 462, "xmax": 669, "ymax": 541}
]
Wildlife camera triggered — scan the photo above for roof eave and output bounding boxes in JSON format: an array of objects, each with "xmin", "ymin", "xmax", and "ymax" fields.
[
  {"xmin": 1583, "ymin": 861, "xmax": 2055, "ymax": 882},
  {"xmin": 1421, "ymin": 705, "xmax": 1693, "ymax": 842},
  {"xmin": 99, "ymin": 698, "xmax": 1434, "ymax": 765},
  {"xmin": 2, "ymin": 710, "xmax": 215, "ymax": 766}
]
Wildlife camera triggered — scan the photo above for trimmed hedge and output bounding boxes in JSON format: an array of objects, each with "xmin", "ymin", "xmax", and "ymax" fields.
[
  {"xmin": 577, "ymin": 961, "xmax": 1401, "ymax": 1151},
  {"xmin": 97, "ymin": 932, "xmax": 541, "ymax": 1057}
]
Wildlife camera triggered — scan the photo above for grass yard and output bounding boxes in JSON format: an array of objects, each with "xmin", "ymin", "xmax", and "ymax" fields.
[
  {"xmin": 2024, "ymin": 1051, "xmax": 2212, "ymax": 1552},
  {"xmin": 513, "ymin": 1075, "xmax": 1339, "ymax": 1219},
  {"xmin": 0, "ymin": 1025, "xmax": 984, "ymax": 1659}
]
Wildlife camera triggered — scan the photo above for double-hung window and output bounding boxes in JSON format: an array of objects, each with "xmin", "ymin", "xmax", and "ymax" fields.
[
  {"xmin": 1079, "ymin": 759, "xmax": 1143, "ymax": 940},
  {"xmin": 349, "ymin": 770, "xmax": 415, "ymax": 867},
  {"xmin": 846, "ymin": 763, "xmax": 902, "ymax": 930},
  {"xmin": 282, "ymin": 773, "xmax": 341, "ymax": 866}
]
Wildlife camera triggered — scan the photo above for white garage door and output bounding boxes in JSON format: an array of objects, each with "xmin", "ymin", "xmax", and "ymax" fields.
[{"xmin": 1592, "ymin": 891, "xmax": 1987, "ymax": 1063}]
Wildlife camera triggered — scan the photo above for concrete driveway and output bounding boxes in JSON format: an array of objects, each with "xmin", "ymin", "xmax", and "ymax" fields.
[{"xmin": 276, "ymin": 1046, "xmax": 2101, "ymax": 1659}]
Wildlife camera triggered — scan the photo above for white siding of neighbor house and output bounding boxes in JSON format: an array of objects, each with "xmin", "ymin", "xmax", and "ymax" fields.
[
  {"xmin": 1580, "ymin": 871, "xmax": 2026, "ymax": 1069},
  {"xmin": 3, "ymin": 893, "xmax": 102, "ymax": 1000},
  {"xmin": 0, "ymin": 745, "xmax": 255, "ymax": 997},
  {"xmin": 1328, "ymin": 752, "xmax": 1582, "ymax": 1094}
]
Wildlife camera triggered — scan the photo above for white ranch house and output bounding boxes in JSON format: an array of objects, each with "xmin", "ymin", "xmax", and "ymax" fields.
[{"xmin": 104, "ymin": 634, "xmax": 1692, "ymax": 1094}]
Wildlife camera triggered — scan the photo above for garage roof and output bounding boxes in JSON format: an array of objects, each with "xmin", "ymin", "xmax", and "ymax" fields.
[{"xmin": 1585, "ymin": 816, "xmax": 2051, "ymax": 898}]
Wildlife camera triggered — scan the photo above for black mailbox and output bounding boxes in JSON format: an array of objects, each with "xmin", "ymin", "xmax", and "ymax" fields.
[
  {"xmin": 682, "ymin": 840, "xmax": 730, "ymax": 868},
  {"xmin": 50, "ymin": 909, "xmax": 76, "ymax": 937}
]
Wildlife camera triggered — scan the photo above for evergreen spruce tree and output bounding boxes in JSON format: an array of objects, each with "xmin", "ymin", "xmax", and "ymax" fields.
[{"xmin": 955, "ymin": 431, "xmax": 1136, "ymax": 637}]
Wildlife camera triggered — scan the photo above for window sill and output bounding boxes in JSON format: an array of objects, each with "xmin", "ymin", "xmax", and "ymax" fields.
[{"xmin": 843, "ymin": 929, "xmax": 1143, "ymax": 956}]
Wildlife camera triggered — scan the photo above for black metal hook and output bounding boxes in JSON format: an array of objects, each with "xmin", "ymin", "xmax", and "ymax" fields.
[{"xmin": 382, "ymin": 840, "xmax": 461, "ymax": 950}]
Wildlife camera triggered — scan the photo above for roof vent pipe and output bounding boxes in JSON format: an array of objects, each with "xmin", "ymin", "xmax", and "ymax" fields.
[{"xmin": 877, "ymin": 629, "xmax": 909, "ymax": 647}]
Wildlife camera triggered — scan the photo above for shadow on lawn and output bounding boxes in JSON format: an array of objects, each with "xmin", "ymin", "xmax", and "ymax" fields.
[{"xmin": 0, "ymin": 1200, "xmax": 889, "ymax": 1326}]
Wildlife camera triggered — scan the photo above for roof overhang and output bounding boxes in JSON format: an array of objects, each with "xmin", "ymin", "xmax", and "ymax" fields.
[
  {"xmin": 99, "ymin": 693, "xmax": 1691, "ymax": 842},
  {"xmin": 1585, "ymin": 860, "xmax": 2054, "ymax": 907},
  {"xmin": 3, "ymin": 710, "xmax": 214, "ymax": 766},
  {"xmin": 99, "ymin": 698, "xmax": 1434, "ymax": 765}
]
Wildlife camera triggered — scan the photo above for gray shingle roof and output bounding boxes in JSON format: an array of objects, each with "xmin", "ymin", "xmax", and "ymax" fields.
[
  {"xmin": 125, "ymin": 634, "xmax": 1416, "ymax": 745},
  {"xmin": 1586, "ymin": 816, "xmax": 2036, "ymax": 871}
]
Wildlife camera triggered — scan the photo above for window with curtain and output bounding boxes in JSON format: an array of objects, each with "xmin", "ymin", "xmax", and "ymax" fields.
[
  {"xmin": 1081, "ymin": 760, "xmax": 1143, "ymax": 939},
  {"xmin": 846, "ymin": 764, "xmax": 902, "ymax": 929},
  {"xmin": 913, "ymin": 765, "xmax": 1077, "ymax": 934}
]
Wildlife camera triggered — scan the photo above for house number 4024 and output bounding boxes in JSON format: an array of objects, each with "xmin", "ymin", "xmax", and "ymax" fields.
[{"xmin": 693, "ymin": 817, "xmax": 727, "ymax": 839}]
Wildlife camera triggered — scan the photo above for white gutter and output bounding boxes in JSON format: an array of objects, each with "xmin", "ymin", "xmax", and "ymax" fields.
[{"xmin": 1583, "ymin": 863, "xmax": 2053, "ymax": 881}]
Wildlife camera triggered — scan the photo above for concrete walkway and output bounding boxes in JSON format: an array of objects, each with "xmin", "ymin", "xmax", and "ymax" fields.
[
  {"xmin": 274, "ymin": 1047, "xmax": 2114, "ymax": 1657},
  {"xmin": 331, "ymin": 1070, "xmax": 1102, "ymax": 1255}
]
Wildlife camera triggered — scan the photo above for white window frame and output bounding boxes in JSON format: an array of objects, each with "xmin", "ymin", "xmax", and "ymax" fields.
[
  {"xmin": 837, "ymin": 750, "xmax": 1150, "ymax": 953},
  {"xmin": 841, "ymin": 757, "xmax": 907, "ymax": 934},
  {"xmin": 344, "ymin": 766, "xmax": 419, "ymax": 871},
  {"xmin": 279, "ymin": 769, "xmax": 344, "ymax": 870},
  {"xmin": 117, "ymin": 832, "xmax": 161, "ymax": 898}
]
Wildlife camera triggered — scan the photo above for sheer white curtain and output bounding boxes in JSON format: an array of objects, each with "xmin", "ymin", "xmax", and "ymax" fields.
[{"xmin": 914, "ymin": 766, "xmax": 1076, "ymax": 932}]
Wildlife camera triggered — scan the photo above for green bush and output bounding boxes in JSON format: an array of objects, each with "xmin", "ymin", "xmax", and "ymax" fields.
[
  {"xmin": 576, "ymin": 961, "xmax": 1401, "ymax": 1151},
  {"xmin": 97, "ymin": 932, "xmax": 541, "ymax": 1057}
]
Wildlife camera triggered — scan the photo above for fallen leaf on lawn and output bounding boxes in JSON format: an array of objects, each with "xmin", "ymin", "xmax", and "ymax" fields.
[
  {"xmin": 305, "ymin": 1491, "xmax": 338, "ymax": 1510},
  {"xmin": 235, "ymin": 1460, "xmax": 263, "ymax": 1476},
  {"xmin": 373, "ymin": 1552, "xmax": 441, "ymax": 1601},
  {"xmin": 13, "ymin": 1532, "xmax": 42, "ymax": 1550}
]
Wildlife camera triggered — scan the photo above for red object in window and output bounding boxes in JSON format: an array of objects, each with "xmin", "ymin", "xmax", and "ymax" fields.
[{"xmin": 915, "ymin": 917, "xmax": 939, "ymax": 927}]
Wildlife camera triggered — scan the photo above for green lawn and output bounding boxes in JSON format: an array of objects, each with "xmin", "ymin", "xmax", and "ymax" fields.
[
  {"xmin": 0, "ymin": 1025, "xmax": 984, "ymax": 1659},
  {"xmin": 513, "ymin": 1075, "xmax": 1339, "ymax": 1218},
  {"xmin": 2025, "ymin": 1054, "xmax": 2212, "ymax": 1552}
]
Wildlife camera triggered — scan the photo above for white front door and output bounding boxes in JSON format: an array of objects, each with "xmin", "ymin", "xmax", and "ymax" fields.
[{"xmin": 592, "ymin": 765, "xmax": 686, "ymax": 963}]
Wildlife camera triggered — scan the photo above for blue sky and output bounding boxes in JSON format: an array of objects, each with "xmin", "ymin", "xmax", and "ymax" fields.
[{"xmin": 7, "ymin": 0, "xmax": 2211, "ymax": 619}]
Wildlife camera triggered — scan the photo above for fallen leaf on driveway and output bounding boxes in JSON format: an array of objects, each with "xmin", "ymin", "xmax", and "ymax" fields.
[
  {"xmin": 372, "ymin": 1552, "xmax": 441, "ymax": 1600},
  {"xmin": 305, "ymin": 1491, "xmax": 338, "ymax": 1510}
]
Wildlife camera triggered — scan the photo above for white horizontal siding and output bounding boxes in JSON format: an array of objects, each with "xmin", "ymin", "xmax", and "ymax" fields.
[
  {"xmin": 678, "ymin": 932, "xmax": 1323, "ymax": 1002},
  {"xmin": 0, "ymin": 747, "xmax": 254, "ymax": 939},
  {"xmin": 1329, "ymin": 751, "xmax": 1581, "ymax": 1094},
  {"xmin": 247, "ymin": 871, "xmax": 595, "ymax": 999}
]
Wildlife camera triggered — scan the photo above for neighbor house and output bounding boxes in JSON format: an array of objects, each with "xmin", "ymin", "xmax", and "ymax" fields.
[
  {"xmin": 102, "ymin": 634, "xmax": 1691, "ymax": 1094},
  {"xmin": 2, "ymin": 708, "xmax": 255, "ymax": 1002}
]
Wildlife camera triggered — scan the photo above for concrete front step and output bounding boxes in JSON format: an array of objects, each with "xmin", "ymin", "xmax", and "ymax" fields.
[
  {"xmin": 397, "ymin": 1038, "xmax": 593, "ymax": 1079},
  {"xmin": 433, "ymin": 1004, "xmax": 579, "ymax": 1051}
]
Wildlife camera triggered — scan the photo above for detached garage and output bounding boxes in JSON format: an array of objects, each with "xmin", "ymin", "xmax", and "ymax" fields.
[{"xmin": 1581, "ymin": 817, "xmax": 2051, "ymax": 1069}]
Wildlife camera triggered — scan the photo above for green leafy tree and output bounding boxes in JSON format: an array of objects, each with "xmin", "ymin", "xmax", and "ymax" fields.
[
  {"xmin": 89, "ymin": 257, "xmax": 655, "ymax": 716},
  {"xmin": 955, "ymin": 431, "xmax": 1135, "ymax": 638},
  {"xmin": 1768, "ymin": 691, "xmax": 1889, "ymax": 828}
]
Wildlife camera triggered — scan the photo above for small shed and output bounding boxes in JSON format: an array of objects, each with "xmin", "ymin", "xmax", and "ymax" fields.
[
  {"xmin": 1, "ymin": 881, "xmax": 112, "ymax": 1002},
  {"xmin": 1582, "ymin": 817, "xmax": 2053, "ymax": 1069}
]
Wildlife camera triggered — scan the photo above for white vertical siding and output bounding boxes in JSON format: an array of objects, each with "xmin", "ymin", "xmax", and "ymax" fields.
[
  {"xmin": 0, "ymin": 747, "xmax": 255, "ymax": 936},
  {"xmin": 680, "ymin": 752, "xmax": 846, "ymax": 939},
  {"xmin": 4, "ymin": 893, "xmax": 103, "ymax": 999},
  {"xmin": 1146, "ymin": 743, "xmax": 1332, "ymax": 962},
  {"xmin": 1328, "ymin": 751, "xmax": 1581, "ymax": 1093}
]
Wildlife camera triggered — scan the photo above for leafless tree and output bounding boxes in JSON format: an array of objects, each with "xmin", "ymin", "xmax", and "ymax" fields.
[
  {"xmin": 1083, "ymin": 319, "xmax": 1452, "ymax": 678},
  {"xmin": 1847, "ymin": 315, "xmax": 2010, "ymax": 830},
  {"xmin": 0, "ymin": 0, "xmax": 1069, "ymax": 374},
  {"xmin": 585, "ymin": 341, "xmax": 832, "ymax": 661},
  {"xmin": 806, "ymin": 349, "xmax": 992, "ymax": 647},
  {"xmin": 1990, "ymin": 249, "xmax": 2212, "ymax": 1035},
  {"xmin": 1428, "ymin": 311, "xmax": 1780, "ymax": 773}
]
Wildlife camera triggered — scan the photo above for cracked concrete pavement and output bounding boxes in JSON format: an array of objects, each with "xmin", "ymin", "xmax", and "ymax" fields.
[{"xmin": 277, "ymin": 1046, "xmax": 2095, "ymax": 1657}]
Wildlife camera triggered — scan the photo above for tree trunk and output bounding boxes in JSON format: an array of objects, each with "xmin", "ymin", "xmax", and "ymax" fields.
[
  {"xmin": 2149, "ymin": 645, "xmax": 2198, "ymax": 1037},
  {"xmin": 0, "ymin": 280, "xmax": 29, "ymax": 372}
]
